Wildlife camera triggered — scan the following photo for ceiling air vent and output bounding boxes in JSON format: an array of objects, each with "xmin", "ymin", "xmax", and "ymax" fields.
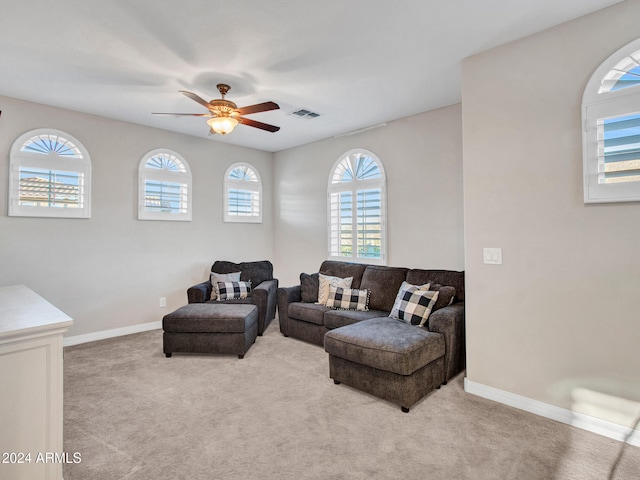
[{"xmin": 290, "ymin": 108, "xmax": 320, "ymax": 119}]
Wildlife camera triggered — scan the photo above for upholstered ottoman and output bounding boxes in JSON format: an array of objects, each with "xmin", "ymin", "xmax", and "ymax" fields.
[
  {"xmin": 324, "ymin": 317, "xmax": 446, "ymax": 412},
  {"xmin": 163, "ymin": 304, "xmax": 258, "ymax": 359}
]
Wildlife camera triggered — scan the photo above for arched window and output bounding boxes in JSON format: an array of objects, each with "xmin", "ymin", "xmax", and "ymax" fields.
[
  {"xmin": 328, "ymin": 149, "xmax": 386, "ymax": 263},
  {"xmin": 9, "ymin": 129, "xmax": 92, "ymax": 218},
  {"xmin": 224, "ymin": 163, "xmax": 262, "ymax": 223},
  {"xmin": 138, "ymin": 149, "xmax": 192, "ymax": 221},
  {"xmin": 582, "ymin": 38, "xmax": 640, "ymax": 203}
]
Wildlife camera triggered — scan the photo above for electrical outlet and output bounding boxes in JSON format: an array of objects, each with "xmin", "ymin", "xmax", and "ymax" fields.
[{"xmin": 159, "ymin": 297, "xmax": 167, "ymax": 308}]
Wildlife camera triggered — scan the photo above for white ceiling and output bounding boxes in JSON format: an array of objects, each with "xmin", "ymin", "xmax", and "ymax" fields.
[{"xmin": 0, "ymin": 0, "xmax": 623, "ymax": 152}]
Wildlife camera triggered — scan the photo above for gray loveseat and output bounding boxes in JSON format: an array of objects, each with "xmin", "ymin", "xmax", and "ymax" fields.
[
  {"xmin": 187, "ymin": 260, "xmax": 278, "ymax": 336},
  {"xmin": 277, "ymin": 260, "xmax": 465, "ymax": 382}
]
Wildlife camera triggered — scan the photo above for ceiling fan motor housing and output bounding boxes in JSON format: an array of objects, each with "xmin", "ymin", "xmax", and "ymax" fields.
[{"xmin": 210, "ymin": 99, "xmax": 238, "ymax": 116}]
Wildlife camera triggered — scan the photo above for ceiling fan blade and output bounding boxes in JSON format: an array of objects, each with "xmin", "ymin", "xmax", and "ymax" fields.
[
  {"xmin": 152, "ymin": 112, "xmax": 212, "ymax": 116},
  {"xmin": 234, "ymin": 101, "xmax": 280, "ymax": 116},
  {"xmin": 179, "ymin": 90, "xmax": 212, "ymax": 110},
  {"xmin": 238, "ymin": 117, "xmax": 280, "ymax": 132}
]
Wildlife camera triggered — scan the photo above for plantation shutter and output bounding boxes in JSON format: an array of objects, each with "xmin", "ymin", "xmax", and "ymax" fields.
[
  {"xmin": 329, "ymin": 191, "xmax": 353, "ymax": 257},
  {"xmin": 17, "ymin": 167, "xmax": 84, "ymax": 208},
  {"xmin": 143, "ymin": 179, "xmax": 189, "ymax": 214},
  {"xmin": 599, "ymin": 113, "xmax": 640, "ymax": 184},
  {"xmin": 356, "ymin": 188, "xmax": 382, "ymax": 258},
  {"xmin": 228, "ymin": 188, "xmax": 260, "ymax": 217}
]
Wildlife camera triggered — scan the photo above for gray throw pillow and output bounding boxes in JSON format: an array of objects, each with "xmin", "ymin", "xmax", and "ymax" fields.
[
  {"xmin": 429, "ymin": 283, "xmax": 456, "ymax": 311},
  {"xmin": 300, "ymin": 273, "xmax": 320, "ymax": 303}
]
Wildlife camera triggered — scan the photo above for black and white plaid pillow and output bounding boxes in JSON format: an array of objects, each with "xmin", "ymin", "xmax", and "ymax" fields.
[
  {"xmin": 390, "ymin": 281, "xmax": 439, "ymax": 326},
  {"xmin": 216, "ymin": 281, "xmax": 252, "ymax": 300},
  {"xmin": 326, "ymin": 286, "xmax": 370, "ymax": 311},
  {"xmin": 210, "ymin": 271, "xmax": 241, "ymax": 300}
]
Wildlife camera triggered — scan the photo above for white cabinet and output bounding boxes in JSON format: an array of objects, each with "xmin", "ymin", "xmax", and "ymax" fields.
[{"xmin": 0, "ymin": 285, "xmax": 73, "ymax": 480}]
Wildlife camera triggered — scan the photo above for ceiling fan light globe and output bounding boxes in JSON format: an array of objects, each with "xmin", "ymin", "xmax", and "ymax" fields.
[{"xmin": 207, "ymin": 116, "xmax": 238, "ymax": 135}]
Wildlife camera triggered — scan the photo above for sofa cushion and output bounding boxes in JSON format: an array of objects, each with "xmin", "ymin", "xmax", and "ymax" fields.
[
  {"xmin": 318, "ymin": 274, "xmax": 353, "ymax": 305},
  {"xmin": 288, "ymin": 302, "xmax": 330, "ymax": 326},
  {"xmin": 319, "ymin": 261, "xmax": 368, "ymax": 289},
  {"xmin": 360, "ymin": 266, "xmax": 408, "ymax": 312},
  {"xmin": 324, "ymin": 317, "xmax": 445, "ymax": 376},
  {"xmin": 324, "ymin": 308, "xmax": 389, "ymax": 329},
  {"xmin": 300, "ymin": 272, "xmax": 320, "ymax": 303},
  {"xmin": 406, "ymin": 269, "xmax": 465, "ymax": 303},
  {"xmin": 212, "ymin": 260, "xmax": 273, "ymax": 287},
  {"xmin": 390, "ymin": 281, "xmax": 439, "ymax": 326}
]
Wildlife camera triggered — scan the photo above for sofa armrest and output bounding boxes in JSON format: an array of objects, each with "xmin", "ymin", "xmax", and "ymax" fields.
[
  {"xmin": 277, "ymin": 285, "xmax": 302, "ymax": 337},
  {"xmin": 278, "ymin": 285, "xmax": 302, "ymax": 303},
  {"xmin": 428, "ymin": 302, "xmax": 465, "ymax": 382},
  {"xmin": 187, "ymin": 281, "xmax": 212, "ymax": 303},
  {"xmin": 253, "ymin": 278, "xmax": 278, "ymax": 295},
  {"xmin": 251, "ymin": 278, "xmax": 279, "ymax": 335}
]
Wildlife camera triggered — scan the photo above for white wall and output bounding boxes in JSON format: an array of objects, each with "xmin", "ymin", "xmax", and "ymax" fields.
[
  {"xmin": 0, "ymin": 96, "xmax": 274, "ymax": 337},
  {"xmin": 273, "ymin": 105, "xmax": 464, "ymax": 286},
  {"xmin": 462, "ymin": 0, "xmax": 640, "ymax": 428}
]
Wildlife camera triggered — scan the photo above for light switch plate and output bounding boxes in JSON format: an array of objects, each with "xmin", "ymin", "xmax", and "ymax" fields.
[{"xmin": 483, "ymin": 247, "xmax": 502, "ymax": 265}]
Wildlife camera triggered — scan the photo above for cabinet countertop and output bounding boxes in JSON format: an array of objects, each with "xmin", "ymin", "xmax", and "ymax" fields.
[{"xmin": 0, "ymin": 284, "xmax": 73, "ymax": 340}]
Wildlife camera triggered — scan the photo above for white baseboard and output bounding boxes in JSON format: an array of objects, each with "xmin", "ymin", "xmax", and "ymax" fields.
[
  {"xmin": 63, "ymin": 321, "xmax": 162, "ymax": 347},
  {"xmin": 464, "ymin": 377, "xmax": 640, "ymax": 447}
]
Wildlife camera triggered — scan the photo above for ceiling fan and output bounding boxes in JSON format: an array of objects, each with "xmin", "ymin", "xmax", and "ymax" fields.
[{"xmin": 153, "ymin": 84, "xmax": 280, "ymax": 135}]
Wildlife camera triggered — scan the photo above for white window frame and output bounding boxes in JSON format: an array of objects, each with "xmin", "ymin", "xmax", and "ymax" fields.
[
  {"xmin": 223, "ymin": 162, "xmax": 262, "ymax": 223},
  {"xmin": 582, "ymin": 37, "xmax": 640, "ymax": 203},
  {"xmin": 327, "ymin": 149, "xmax": 387, "ymax": 265},
  {"xmin": 9, "ymin": 128, "xmax": 92, "ymax": 218},
  {"xmin": 138, "ymin": 149, "xmax": 192, "ymax": 221}
]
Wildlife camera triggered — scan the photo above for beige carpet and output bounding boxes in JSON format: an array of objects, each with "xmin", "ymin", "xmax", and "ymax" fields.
[{"xmin": 63, "ymin": 318, "xmax": 639, "ymax": 479}]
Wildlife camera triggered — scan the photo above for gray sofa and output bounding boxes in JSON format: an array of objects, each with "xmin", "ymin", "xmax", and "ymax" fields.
[
  {"xmin": 187, "ymin": 260, "xmax": 278, "ymax": 336},
  {"xmin": 277, "ymin": 260, "xmax": 465, "ymax": 382}
]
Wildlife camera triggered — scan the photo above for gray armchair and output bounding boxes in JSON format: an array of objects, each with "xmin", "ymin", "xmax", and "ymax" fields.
[{"xmin": 187, "ymin": 260, "xmax": 278, "ymax": 336}]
